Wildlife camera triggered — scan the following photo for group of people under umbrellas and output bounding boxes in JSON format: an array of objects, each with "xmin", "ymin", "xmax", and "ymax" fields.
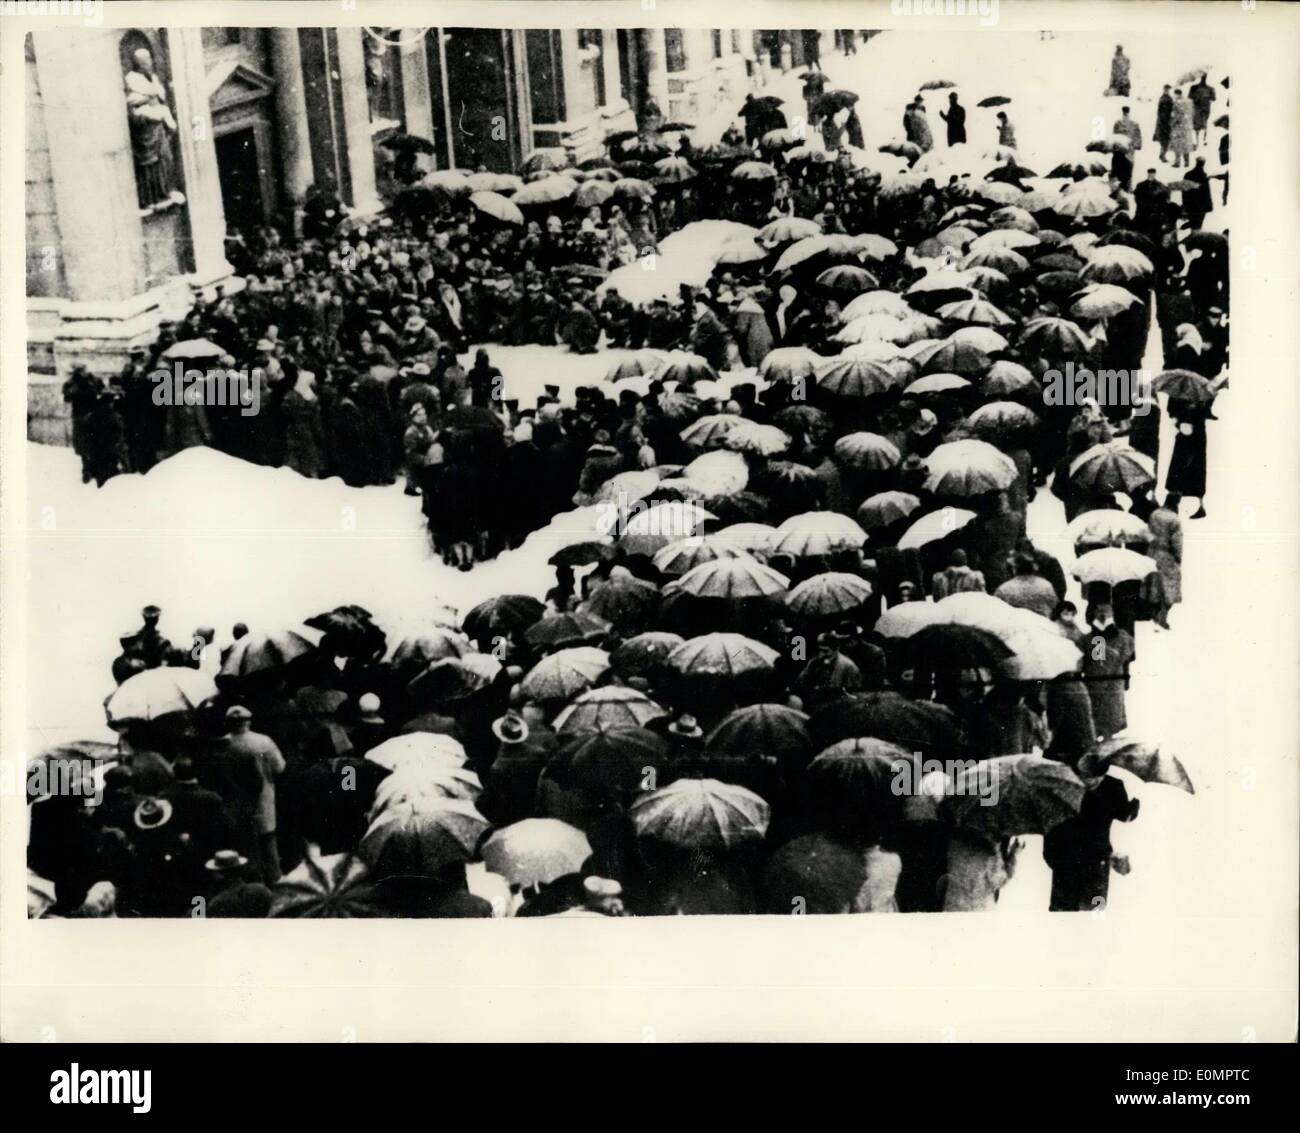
[{"xmin": 35, "ymin": 61, "xmax": 1222, "ymax": 920}]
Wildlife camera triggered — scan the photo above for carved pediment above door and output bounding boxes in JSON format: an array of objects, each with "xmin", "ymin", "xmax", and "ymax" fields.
[{"xmin": 207, "ymin": 60, "xmax": 275, "ymax": 116}]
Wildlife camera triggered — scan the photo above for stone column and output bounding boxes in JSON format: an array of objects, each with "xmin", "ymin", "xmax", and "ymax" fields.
[
  {"xmin": 335, "ymin": 26, "xmax": 384, "ymax": 215},
  {"xmin": 641, "ymin": 27, "xmax": 669, "ymax": 109},
  {"xmin": 269, "ymin": 27, "xmax": 314, "ymax": 226},
  {"xmin": 30, "ymin": 28, "xmax": 147, "ymax": 304},
  {"xmin": 598, "ymin": 28, "xmax": 636, "ymax": 135},
  {"xmin": 168, "ymin": 26, "xmax": 234, "ymax": 294},
  {"xmin": 399, "ymin": 32, "xmax": 436, "ymax": 144}
]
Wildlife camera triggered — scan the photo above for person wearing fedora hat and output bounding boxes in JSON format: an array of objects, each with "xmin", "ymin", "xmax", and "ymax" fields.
[
  {"xmin": 204, "ymin": 849, "xmax": 273, "ymax": 918},
  {"xmin": 204, "ymin": 705, "xmax": 284, "ymax": 882}
]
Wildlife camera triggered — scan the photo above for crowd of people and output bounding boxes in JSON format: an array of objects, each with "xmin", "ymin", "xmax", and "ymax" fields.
[{"xmin": 35, "ymin": 43, "xmax": 1227, "ymax": 919}]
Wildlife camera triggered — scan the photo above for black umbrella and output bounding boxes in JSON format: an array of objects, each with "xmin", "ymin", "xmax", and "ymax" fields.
[
  {"xmin": 462, "ymin": 595, "xmax": 545, "ymax": 643},
  {"xmin": 919, "ymin": 79, "xmax": 957, "ymax": 90},
  {"xmin": 378, "ymin": 132, "xmax": 436, "ymax": 155},
  {"xmin": 1096, "ymin": 228, "xmax": 1157, "ymax": 256},
  {"xmin": 1213, "ymin": 113, "xmax": 1229, "ymax": 129},
  {"xmin": 605, "ymin": 129, "xmax": 640, "ymax": 148},
  {"xmin": 813, "ymin": 89, "xmax": 860, "ymax": 117},
  {"xmin": 977, "ymin": 95, "xmax": 1012, "ymax": 107},
  {"xmin": 810, "ymin": 692, "xmax": 964, "ymax": 757},
  {"xmin": 548, "ymin": 541, "xmax": 616, "ymax": 568},
  {"xmin": 986, "ymin": 163, "xmax": 1037, "ymax": 184},
  {"xmin": 660, "ymin": 120, "xmax": 696, "ymax": 133}
]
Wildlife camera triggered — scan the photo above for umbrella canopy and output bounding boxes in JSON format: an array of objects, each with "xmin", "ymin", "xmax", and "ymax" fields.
[
  {"xmin": 721, "ymin": 421, "xmax": 792, "ymax": 457},
  {"xmin": 961, "ymin": 247, "xmax": 1030, "ymax": 275},
  {"xmin": 857, "ymin": 490, "xmax": 923, "ymax": 530},
  {"xmin": 360, "ymin": 798, "xmax": 490, "ymax": 874},
  {"xmin": 905, "ymin": 623, "xmax": 1014, "ymax": 667},
  {"xmin": 854, "ymin": 233, "xmax": 900, "ymax": 261},
  {"xmin": 525, "ymin": 610, "xmax": 611, "ymax": 650},
  {"xmin": 1098, "ymin": 738, "xmax": 1195, "ymax": 794},
  {"xmin": 706, "ymin": 703, "xmax": 812, "ymax": 765},
  {"xmin": 762, "ymin": 833, "xmax": 869, "ymax": 914},
  {"xmin": 714, "ymin": 522, "xmax": 778, "ymax": 552},
  {"xmin": 1069, "ymin": 440, "xmax": 1156, "ymax": 494},
  {"xmin": 613, "ymin": 176, "xmax": 656, "ymax": 201},
  {"xmin": 557, "ymin": 724, "xmax": 670, "ymax": 795},
  {"xmin": 948, "ymin": 325, "xmax": 1009, "ymax": 353},
  {"xmin": 923, "ymin": 439, "xmax": 1018, "ymax": 497},
  {"xmin": 811, "ymin": 691, "xmax": 964, "ymax": 756},
  {"xmin": 997, "ymin": 628, "xmax": 1082, "ymax": 681},
  {"xmin": 554, "ymin": 686, "xmax": 668, "ymax": 733},
  {"xmin": 833, "ymin": 432, "xmax": 902, "ymax": 471},
  {"xmin": 615, "ymin": 501, "xmax": 715, "ymax": 556},
  {"xmin": 758, "ymin": 215, "xmax": 822, "ymax": 246},
  {"xmin": 681, "ymin": 413, "xmax": 745, "ymax": 449},
  {"xmin": 1082, "ymin": 244, "xmax": 1155, "ymax": 283},
  {"xmin": 667, "ymin": 633, "xmax": 779, "ymax": 677},
  {"xmin": 816, "ymin": 265, "xmax": 879, "ymax": 294},
  {"xmin": 388, "ymin": 629, "xmax": 473, "ymax": 673},
  {"xmin": 522, "ymin": 150, "xmax": 566, "ymax": 175},
  {"xmin": 653, "ymin": 535, "xmax": 747, "ymax": 575},
  {"xmin": 366, "ymin": 732, "xmax": 468, "ymax": 774},
  {"xmin": 786, "ymin": 572, "xmax": 875, "ymax": 618},
  {"xmin": 160, "ymin": 338, "xmax": 224, "ymax": 360},
  {"xmin": 1153, "ymin": 368, "xmax": 1216, "ymax": 405},
  {"xmin": 270, "ymin": 851, "xmax": 381, "ymax": 918},
  {"xmin": 654, "ymin": 351, "xmax": 719, "ymax": 384},
  {"xmin": 1072, "ymin": 547, "xmax": 1159, "ymax": 587},
  {"xmin": 1020, "ymin": 316, "xmax": 1094, "ymax": 356},
  {"xmin": 841, "ymin": 290, "xmax": 913, "ymax": 321},
  {"xmin": 905, "ymin": 372, "xmax": 971, "ymax": 396},
  {"xmin": 715, "ymin": 236, "xmax": 767, "ymax": 265},
  {"xmin": 547, "ymin": 540, "xmax": 617, "ymax": 569},
  {"xmin": 815, "ymin": 355, "xmax": 899, "ymax": 398},
  {"xmin": 595, "ymin": 469, "xmax": 661, "ymax": 505},
  {"xmin": 513, "ymin": 174, "xmax": 578, "ymax": 206},
  {"xmin": 520, "ymin": 647, "xmax": 611, "ymax": 701},
  {"xmin": 605, "ymin": 349, "xmax": 669, "ymax": 382},
  {"xmin": 965, "ymin": 400, "xmax": 1040, "ymax": 437},
  {"xmin": 466, "ymin": 171, "xmax": 524, "ymax": 194},
  {"xmin": 106, "ymin": 666, "xmax": 218, "ymax": 725},
  {"xmin": 653, "ymin": 155, "xmax": 697, "ymax": 183},
  {"xmin": 913, "ymin": 338, "xmax": 992, "ymax": 376},
  {"xmin": 610, "ymin": 632, "xmax": 687, "ymax": 679},
  {"xmin": 774, "ymin": 234, "xmax": 863, "ymax": 273},
  {"xmin": 982, "ymin": 359, "xmax": 1037, "ymax": 395},
  {"xmin": 772, "ymin": 511, "xmax": 869, "ymax": 557},
  {"xmin": 469, "ymin": 190, "xmax": 524, "ymax": 225},
  {"xmin": 481, "ymin": 819, "xmax": 593, "ymax": 887},
  {"xmin": 732, "ymin": 160, "xmax": 779, "ymax": 181},
  {"xmin": 462, "ymin": 595, "xmax": 544, "ymax": 643},
  {"xmin": 897, "ymin": 507, "xmax": 978, "ymax": 550},
  {"xmin": 1052, "ymin": 191, "xmax": 1117, "ymax": 220},
  {"xmin": 944, "ymin": 754, "xmax": 1085, "ymax": 836},
  {"xmin": 369, "ymin": 764, "xmax": 483, "ymax": 816},
  {"xmin": 407, "ymin": 654, "xmax": 503, "ymax": 704},
  {"xmin": 573, "ymin": 180, "xmax": 614, "ymax": 208},
  {"xmin": 219, "ymin": 626, "xmax": 317, "ymax": 677},
  {"xmin": 1066, "ymin": 509, "xmax": 1153, "ymax": 549},
  {"xmin": 630, "ymin": 778, "xmax": 771, "ymax": 849},
  {"xmin": 580, "ymin": 574, "xmax": 661, "ymax": 630}
]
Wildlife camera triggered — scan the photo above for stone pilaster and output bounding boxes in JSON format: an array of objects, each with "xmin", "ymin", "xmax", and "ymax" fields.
[
  {"xmin": 335, "ymin": 26, "xmax": 383, "ymax": 216},
  {"xmin": 269, "ymin": 27, "xmax": 314, "ymax": 231}
]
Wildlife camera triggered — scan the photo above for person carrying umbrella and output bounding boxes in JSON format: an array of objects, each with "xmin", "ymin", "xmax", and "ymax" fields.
[
  {"xmin": 939, "ymin": 92, "xmax": 966, "ymax": 146},
  {"xmin": 1042, "ymin": 750, "xmax": 1139, "ymax": 911}
]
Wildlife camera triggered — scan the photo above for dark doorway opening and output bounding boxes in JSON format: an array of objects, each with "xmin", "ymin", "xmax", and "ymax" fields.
[{"xmin": 215, "ymin": 128, "xmax": 265, "ymax": 239}]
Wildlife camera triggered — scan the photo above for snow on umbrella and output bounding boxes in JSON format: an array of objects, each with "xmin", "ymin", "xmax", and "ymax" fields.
[
  {"xmin": 520, "ymin": 647, "xmax": 611, "ymax": 701},
  {"xmin": 369, "ymin": 764, "xmax": 483, "ymax": 819},
  {"xmin": 106, "ymin": 667, "xmax": 218, "ymax": 726},
  {"xmin": 965, "ymin": 400, "xmax": 1040, "ymax": 437},
  {"xmin": 683, "ymin": 450, "xmax": 749, "ymax": 496},
  {"xmin": 654, "ymin": 351, "xmax": 718, "ymax": 384},
  {"xmin": 854, "ymin": 233, "xmax": 900, "ymax": 261},
  {"xmin": 605, "ymin": 349, "xmax": 668, "ymax": 382},
  {"xmin": 466, "ymin": 171, "xmax": 523, "ymax": 193},
  {"xmin": 913, "ymin": 338, "xmax": 992, "ymax": 376},
  {"xmin": 721, "ymin": 421, "xmax": 791, "ymax": 457},
  {"xmin": 482, "ymin": 819, "xmax": 593, "ymax": 887},
  {"xmin": 935, "ymin": 223, "xmax": 981, "ymax": 249},
  {"xmin": 714, "ymin": 522, "xmax": 777, "ymax": 553},
  {"xmin": 758, "ymin": 215, "xmax": 822, "ymax": 246},
  {"xmin": 815, "ymin": 355, "xmax": 899, "ymax": 398},
  {"xmin": 554, "ymin": 686, "xmax": 668, "ymax": 735},
  {"xmin": 732, "ymin": 160, "xmax": 778, "ymax": 181},
  {"xmin": 786, "ymin": 572, "xmax": 874, "ymax": 618},
  {"xmin": 969, "ymin": 228, "xmax": 1039, "ymax": 253},
  {"xmin": 366, "ymin": 732, "xmax": 468, "ymax": 774},
  {"xmin": 573, "ymin": 180, "xmax": 614, "ymax": 208},
  {"xmin": 1082, "ymin": 244, "xmax": 1155, "ymax": 283},
  {"xmin": 462, "ymin": 595, "xmax": 544, "ymax": 643},
  {"xmin": 774, "ymin": 234, "xmax": 862, "ymax": 273},
  {"xmin": 1020, "ymin": 315, "xmax": 1093, "ymax": 356},
  {"xmin": 989, "ymin": 205, "xmax": 1038, "ymax": 231},
  {"xmin": 810, "ymin": 691, "xmax": 964, "ymax": 756},
  {"xmin": 906, "ymin": 269, "xmax": 977, "ymax": 296},
  {"xmin": 1153, "ymin": 368, "xmax": 1216, "ymax": 406},
  {"xmin": 785, "ymin": 144, "xmax": 832, "ymax": 164},
  {"xmin": 219, "ymin": 626, "xmax": 318, "ymax": 677},
  {"xmin": 610, "ymin": 633, "xmax": 686, "ymax": 680},
  {"xmin": 681, "ymin": 413, "xmax": 746, "ymax": 449},
  {"xmin": 923, "ymin": 439, "xmax": 1018, "ymax": 497},
  {"xmin": 1052, "ymin": 192, "xmax": 1116, "ymax": 220},
  {"xmin": 975, "ymin": 182, "xmax": 1025, "ymax": 206},
  {"xmin": 160, "ymin": 337, "xmax": 224, "ymax": 360},
  {"xmin": 833, "ymin": 432, "xmax": 902, "ymax": 471},
  {"xmin": 652, "ymin": 535, "xmax": 745, "ymax": 576},
  {"xmin": 653, "ymin": 156, "xmax": 697, "ymax": 182},
  {"xmin": 421, "ymin": 168, "xmax": 472, "ymax": 194},
  {"xmin": 407, "ymin": 654, "xmax": 503, "ymax": 703},
  {"xmin": 1066, "ymin": 509, "xmax": 1153, "ymax": 549},
  {"xmin": 1069, "ymin": 440, "xmax": 1156, "ymax": 495},
  {"xmin": 920, "ymin": 78, "xmax": 957, "ymax": 90},
  {"xmin": 513, "ymin": 174, "xmax": 578, "ymax": 206},
  {"xmin": 360, "ymin": 798, "xmax": 490, "ymax": 875},
  {"xmin": 614, "ymin": 501, "xmax": 715, "ymax": 556},
  {"xmin": 525, "ymin": 610, "xmax": 611, "ymax": 650},
  {"xmin": 962, "ymin": 266, "xmax": 1013, "ymax": 295},
  {"xmin": 715, "ymin": 237, "xmax": 767, "ymax": 265},
  {"xmin": 857, "ymin": 490, "xmax": 922, "ymax": 530},
  {"xmin": 874, "ymin": 600, "xmax": 942, "ymax": 639},
  {"xmin": 949, "ymin": 326, "xmax": 1009, "ymax": 353},
  {"xmin": 841, "ymin": 290, "xmax": 912, "ymax": 321},
  {"xmin": 905, "ymin": 372, "xmax": 972, "ymax": 396},
  {"xmin": 579, "ymin": 574, "xmax": 661, "ymax": 631},
  {"xmin": 1098, "ymin": 738, "xmax": 1194, "ymax": 794},
  {"xmin": 630, "ymin": 778, "xmax": 770, "ymax": 849},
  {"xmin": 613, "ymin": 176, "xmax": 656, "ymax": 201},
  {"xmin": 944, "ymin": 755, "xmax": 1085, "ymax": 836},
  {"xmin": 961, "ymin": 247, "xmax": 1029, "ymax": 275},
  {"xmin": 706, "ymin": 702, "xmax": 813, "ymax": 766},
  {"xmin": 1072, "ymin": 547, "xmax": 1158, "ymax": 587},
  {"xmin": 1035, "ymin": 269, "xmax": 1085, "ymax": 296},
  {"xmin": 772, "ymin": 511, "xmax": 868, "ymax": 557},
  {"xmin": 595, "ymin": 469, "xmax": 661, "ymax": 506},
  {"xmin": 997, "ymin": 628, "xmax": 1082, "ymax": 681},
  {"xmin": 469, "ymin": 190, "xmax": 524, "ymax": 225},
  {"xmin": 760, "ymin": 127, "xmax": 801, "ymax": 150},
  {"xmin": 547, "ymin": 540, "xmax": 617, "ymax": 569},
  {"xmin": 816, "ymin": 264, "xmax": 879, "ymax": 294},
  {"xmin": 879, "ymin": 142, "xmax": 922, "ymax": 163},
  {"xmin": 270, "ymin": 851, "xmax": 381, "ymax": 918},
  {"xmin": 667, "ymin": 556, "xmax": 789, "ymax": 600},
  {"xmin": 1097, "ymin": 227, "xmax": 1158, "ymax": 256},
  {"xmin": 833, "ymin": 313, "xmax": 917, "ymax": 346},
  {"xmin": 896, "ymin": 506, "xmax": 978, "ymax": 551},
  {"xmin": 668, "ymin": 632, "xmax": 779, "ymax": 678}
]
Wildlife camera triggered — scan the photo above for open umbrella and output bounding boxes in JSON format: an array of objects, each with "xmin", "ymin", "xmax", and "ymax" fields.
[
  {"xmin": 653, "ymin": 535, "xmax": 747, "ymax": 575},
  {"xmin": 369, "ymin": 764, "xmax": 483, "ymax": 817},
  {"xmin": 815, "ymin": 355, "xmax": 899, "ymax": 398},
  {"xmin": 923, "ymin": 440, "xmax": 1018, "ymax": 497},
  {"xmin": 905, "ymin": 373, "xmax": 971, "ymax": 396},
  {"xmin": 998, "ymin": 628, "xmax": 1082, "ymax": 681},
  {"xmin": 580, "ymin": 574, "xmax": 661, "ymax": 631},
  {"xmin": 965, "ymin": 400, "xmax": 1040, "ymax": 438},
  {"xmin": 1020, "ymin": 316, "xmax": 1093, "ymax": 356},
  {"xmin": 716, "ymin": 237, "xmax": 767, "ymax": 265},
  {"xmin": 1071, "ymin": 284, "xmax": 1140, "ymax": 320},
  {"xmin": 513, "ymin": 174, "xmax": 578, "ymax": 206},
  {"xmin": 106, "ymin": 667, "xmax": 218, "ymax": 726},
  {"xmin": 681, "ymin": 413, "xmax": 746, "ymax": 449},
  {"xmin": 762, "ymin": 833, "xmax": 870, "ymax": 913},
  {"xmin": 772, "ymin": 511, "xmax": 869, "ymax": 557},
  {"xmin": 1153, "ymin": 368, "xmax": 1216, "ymax": 405},
  {"xmin": 949, "ymin": 325, "xmax": 1009, "ymax": 353},
  {"xmin": 913, "ymin": 338, "xmax": 992, "ymax": 376},
  {"xmin": 653, "ymin": 155, "xmax": 697, "ymax": 183},
  {"xmin": 961, "ymin": 247, "xmax": 1030, "ymax": 275},
  {"xmin": 1072, "ymin": 547, "xmax": 1158, "ymax": 587},
  {"xmin": 841, "ymin": 290, "xmax": 913, "ymax": 321},
  {"xmin": 975, "ymin": 182, "xmax": 1025, "ymax": 206},
  {"xmin": 668, "ymin": 633, "xmax": 779, "ymax": 678},
  {"xmin": 482, "ymin": 819, "xmax": 593, "ymax": 887},
  {"xmin": 1069, "ymin": 440, "xmax": 1156, "ymax": 495},
  {"xmin": 920, "ymin": 79, "xmax": 957, "ymax": 90},
  {"xmin": 630, "ymin": 778, "xmax": 770, "ymax": 849},
  {"xmin": 906, "ymin": 623, "xmax": 1014, "ymax": 667},
  {"xmin": 654, "ymin": 351, "xmax": 718, "ymax": 384},
  {"xmin": 522, "ymin": 150, "xmax": 566, "ymax": 175},
  {"xmin": 1052, "ymin": 191, "xmax": 1117, "ymax": 220},
  {"xmin": 1082, "ymin": 245, "xmax": 1155, "ymax": 283},
  {"xmin": 721, "ymin": 421, "xmax": 792, "ymax": 457},
  {"xmin": 573, "ymin": 180, "xmax": 614, "ymax": 208},
  {"xmin": 977, "ymin": 95, "xmax": 1012, "ymax": 107},
  {"xmin": 760, "ymin": 127, "xmax": 801, "ymax": 150},
  {"xmin": 605, "ymin": 349, "xmax": 668, "ymax": 382},
  {"xmin": 219, "ymin": 626, "xmax": 317, "ymax": 677},
  {"xmin": 714, "ymin": 522, "xmax": 778, "ymax": 553},
  {"xmin": 466, "ymin": 171, "xmax": 523, "ymax": 193},
  {"xmin": 668, "ymin": 557, "xmax": 789, "ymax": 600},
  {"xmin": 525, "ymin": 610, "xmax": 611, "ymax": 650},
  {"xmin": 816, "ymin": 265, "xmax": 879, "ymax": 294},
  {"xmin": 759, "ymin": 215, "xmax": 822, "ymax": 246},
  {"xmin": 897, "ymin": 506, "xmax": 978, "ymax": 550},
  {"xmin": 366, "ymin": 732, "xmax": 467, "ymax": 774},
  {"xmin": 547, "ymin": 541, "xmax": 617, "ymax": 570},
  {"xmin": 773, "ymin": 405, "xmax": 833, "ymax": 436},
  {"xmin": 944, "ymin": 754, "xmax": 1084, "ymax": 836},
  {"xmin": 520, "ymin": 647, "xmax": 611, "ymax": 701},
  {"xmin": 969, "ymin": 229, "xmax": 1039, "ymax": 254},
  {"xmin": 786, "ymin": 572, "xmax": 874, "ymax": 618},
  {"xmin": 1066, "ymin": 509, "xmax": 1153, "ymax": 549},
  {"xmin": 469, "ymin": 190, "xmax": 524, "ymax": 225},
  {"xmin": 160, "ymin": 338, "xmax": 224, "ymax": 361},
  {"xmin": 614, "ymin": 501, "xmax": 715, "ymax": 556},
  {"xmin": 833, "ymin": 432, "xmax": 902, "ymax": 471},
  {"xmin": 462, "ymin": 595, "xmax": 544, "ymax": 643},
  {"xmin": 774, "ymin": 234, "xmax": 863, "ymax": 273},
  {"xmin": 854, "ymin": 234, "xmax": 901, "ymax": 261},
  {"xmin": 610, "ymin": 632, "xmax": 686, "ymax": 680},
  {"xmin": 407, "ymin": 654, "xmax": 503, "ymax": 704},
  {"xmin": 857, "ymin": 490, "xmax": 923, "ymax": 530},
  {"xmin": 1098, "ymin": 738, "xmax": 1195, "ymax": 794},
  {"xmin": 613, "ymin": 176, "xmax": 656, "ymax": 201},
  {"xmin": 732, "ymin": 160, "xmax": 778, "ymax": 181},
  {"xmin": 706, "ymin": 703, "xmax": 812, "ymax": 765},
  {"xmin": 360, "ymin": 798, "xmax": 490, "ymax": 874},
  {"xmin": 811, "ymin": 691, "xmax": 964, "ymax": 756},
  {"xmin": 270, "ymin": 851, "xmax": 381, "ymax": 918},
  {"xmin": 554, "ymin": 686, "xmax": 668, "ymax": 733}
]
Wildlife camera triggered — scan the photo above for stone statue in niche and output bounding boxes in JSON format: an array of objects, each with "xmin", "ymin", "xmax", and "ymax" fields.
[{"xmin": 124, "ymin": 46, "xmax": 185, "ymax": 213}]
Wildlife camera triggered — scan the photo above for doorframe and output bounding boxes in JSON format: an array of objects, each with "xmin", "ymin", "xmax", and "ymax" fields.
[{"xmin": 212, "ymin": 113, "xmax": 277, "ymax": 230}]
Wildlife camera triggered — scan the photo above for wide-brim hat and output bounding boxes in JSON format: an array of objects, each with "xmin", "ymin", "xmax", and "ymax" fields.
[
  {"xmin": 205, "ymin": 849, "xmax": 250, "ymax": 874},
  {"xmin": 491, "ymin": 713, "xmax": 530, "ymax": 744},
  {"xmin": 667, "ymin": 714, "xmax": 703, "ymax": 740},
  {"xmin": 133, "ymin": 797, "xmax": 174, "ymax": 831}
]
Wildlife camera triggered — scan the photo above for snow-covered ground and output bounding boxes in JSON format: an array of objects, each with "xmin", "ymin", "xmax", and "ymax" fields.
[{"xmin": 19, "ymin": 29, "xmax": 1272, "ymax": 917}]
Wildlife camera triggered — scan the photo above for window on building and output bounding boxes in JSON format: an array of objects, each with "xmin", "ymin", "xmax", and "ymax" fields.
[
  {"xmin": 712, "ymin": 31, "xmax": 723, "ymax": 59},
  {"xmin": 665, "ymin": 29, "xmax": 686, "ymax": 72}
]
